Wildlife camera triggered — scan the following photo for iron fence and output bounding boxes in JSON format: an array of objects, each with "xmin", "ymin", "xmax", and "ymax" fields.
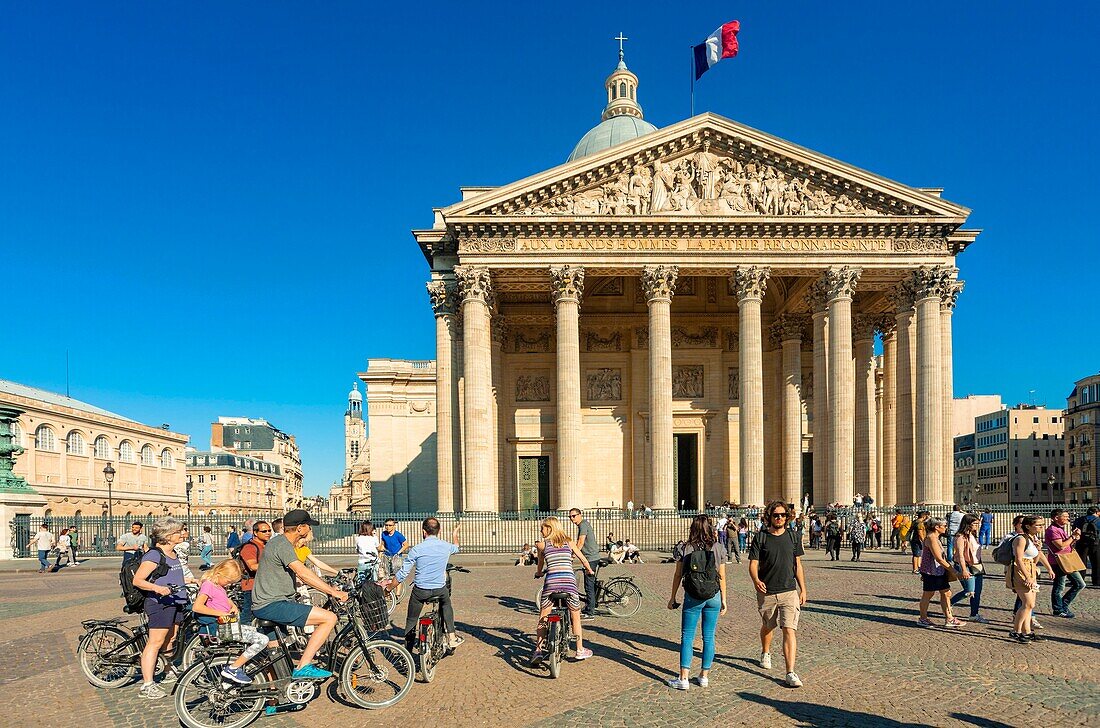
[{"xmin": 8, "ymin": 502, "xmax": 1086, "ymax": 559}]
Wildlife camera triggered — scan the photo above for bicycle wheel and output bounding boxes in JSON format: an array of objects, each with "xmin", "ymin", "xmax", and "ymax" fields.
[
  {"xmin": 78, "ymin": 625, "xmax": 138, "ymax": 688},
  {"xmin": 547, "ymin": 620, "xmax": 561, "ymax": 679},
  {"xmin": 604, "ymin": 580, "xmax": 642, "ymax": 618},
  {"xmin": 340, "ymin": 640, "xmax": 415, "ymax": 709},
  {"xmin": 384, "ymin": 588, "xmax": 399, "ymax": 617},
  {"xmin": 418, "ymin": 622, "xmax": 437, "ymax": 683},
  {"xmin": 174, "ymin": 655, "xmax": 266, "ymax": 728}
]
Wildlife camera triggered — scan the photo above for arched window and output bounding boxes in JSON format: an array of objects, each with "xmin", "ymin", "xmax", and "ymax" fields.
[
  {"xmin": 35, "ymin": 425, "xmax": 57, "ymax": 451},
  {"xmin": 619, "ymin": 81, "xmax": 626, "ymax": 98},
  {"xmin": 10, "ymin": 421, "xmax": 23, "ymax": 447},
  {"xmin": 66, "ymin": 430, "xmax": 86, "ymax": 455},
  {"xmin": 94, "ymin": 436, "xmax": 111, "ymax": 459},
  {"xmin": 630, "ymin": 85, "xmax": 635, "ymax": 99},
  {"xmin": 140, "ymin": 445, "xmax": 155, "ymax": 465},
  {"xmin": 119, "ymin": 440, "xmax": 135, "ymax": 463},
  {"xmin": 160, "ymin": 449, "xmax": 174, "ymax": 468}
]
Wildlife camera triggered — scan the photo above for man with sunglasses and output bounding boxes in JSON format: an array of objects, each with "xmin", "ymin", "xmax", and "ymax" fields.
[
  {"xmin": 748, "ymin": 500, "xmax": 807, "ymax": 688},
  {"xmin": 238, "ymin": 520, "xmax": 272, "ymax": 626}
]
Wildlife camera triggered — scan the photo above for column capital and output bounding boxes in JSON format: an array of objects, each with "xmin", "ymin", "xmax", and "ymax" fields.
[
  {"xmin": 426, "ymin": 279, "xmax": 457, "ymax": 316},
  {"xmin": 641, "ymin": 265, "xmax": 679, "ymax": 302},
  {"xmin": 889, "ymin": 279, "xmax": 916, "ymax": 314},
  {"xmin": 549, "ymin": 265, "xmax": 586, "ymax": 304},
  {"xmin": 853, "ymin": 313, "xmax": 878, "ymax": 342},
  {"xmin": 909, "ymin": 265, "xmax": 955, "ymax": 303},
  {"xmin": 821, "ymin": 266, "xmax": 862, "ymax": 302},
  {"xmin": 455, "ymin": 266, "xmax": 493, "ymax": 305},
  {"xmin": 806, "ymin": 279, "xmax": 829, "ymax": 315},
  {"xmin": 730, "ymin": 265, "xmax": 771, "ymax": 302},
  {"xmin": 941, "ymin": 278, "xmax": 965, "ymax": 311},
  {"xmin": 874, "ymin": 313, "xmax": 897, "ymax": 338},
  {"xmin": 770, "ymin": 314, "xmax": 806, "ymax": 347}
]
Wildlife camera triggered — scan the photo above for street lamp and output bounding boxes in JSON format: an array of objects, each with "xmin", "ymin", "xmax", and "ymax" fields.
[
  {"xmin": 1048, "ymin": 473, "xmax": 1057, "ymax": 506},
  {"xmin": 265, "ymin": 488, "xmax": 274, "ymax": 516},
  {"xmin": 185, "ymin": 474, "xmax": 193, "ymax": 526},
  {"xmin": 103, "ymin": 463, "xmax": 116, "ymax": 543}
]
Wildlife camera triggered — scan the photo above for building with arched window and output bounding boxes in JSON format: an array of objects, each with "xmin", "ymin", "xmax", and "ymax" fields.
[{"xmin": 1, "ymin": 378, "xmax": 190, "ymax": 518}]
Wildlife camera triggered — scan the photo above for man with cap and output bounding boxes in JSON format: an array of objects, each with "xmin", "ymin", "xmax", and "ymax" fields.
[{"xmin": 251, "ymin": 509, "xmax": 348, "ymax": 680}]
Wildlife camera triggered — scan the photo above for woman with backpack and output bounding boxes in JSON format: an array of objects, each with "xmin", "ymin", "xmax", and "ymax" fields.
[
  {"xmin": 1007, "ymin": 515, "xmax": 1051, "ymax": 643},
  {"xmin": 909, "ymin": 512, "xmax": 929, "ymax": 574},
  {"xmin": 131, "ymin": 517, "xmax": 188, "ymax": 700},
  {"xmin": 824, "ymin": 514, "xmax": 842, "ymax": 561},
  {"xmin": 666, "ymin": 514, "xmax": 727, "ymax": 690}
]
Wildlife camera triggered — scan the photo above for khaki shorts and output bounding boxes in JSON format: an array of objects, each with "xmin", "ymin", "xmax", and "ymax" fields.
[{"xmin": 757, "ymin": 590, "xmax": 801, "ymax": 630}]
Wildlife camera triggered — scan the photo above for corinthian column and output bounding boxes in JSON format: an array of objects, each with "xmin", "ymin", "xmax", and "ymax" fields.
[
  {"xmin": 893, "ymin": 281, "xmax": 916, "ymax": 505},
  {"xmin": 823, "ymin": 266, "xmax": 861, "ymax": 506},
  {"xmin": 643, "ymin": 265, "xmax": 678, "ymax": 509},
  {"xmin": 941, "ymin": 276, "xmax": 963, "ymax": 505},
  {"xmin": 808, "ymin": 281, "xmax": 829, "ymax": 508},
  {"xmin": 732, "ymin": 266, "xmax": 771, "ymax": 507},
  {"xmin": 427, "ymin": 279, "xmax": 458, "ymax": 512},
  {"xmin": 853, "ymin": 313, "xmax": 877, "ymax": 505},
  {"xmin": 456, "ymin": 266, "xmax": 497, "ymax": 512},
  {"xmin": 550, "ymin": 265, "xmax": 585, "ymax": 510},
  {"xmin": 772, "ymin": 315, "xmax": 805, "ymax": 507},
  {"xmin": 912, "ymin": 266, "xmax": 948, "ymax": 505},
  {"xmin": 878, "ymin": 316, "xmax": 898, "ymax": 506}
]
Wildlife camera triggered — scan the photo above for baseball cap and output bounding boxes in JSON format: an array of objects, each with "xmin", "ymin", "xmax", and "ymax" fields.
[{"xmin": 283, "ymin": 509, "xmax": 320, "ymax": 528}]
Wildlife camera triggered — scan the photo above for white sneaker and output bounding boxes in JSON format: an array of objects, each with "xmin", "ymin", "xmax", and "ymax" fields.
[
  {"xmin": 138, "ymin": 683, "xmax": 168, "ymax": 700},
  {"xmin": 691, "ymin": 675, "xmax": 709, "ymax": 688},
  {"xmin": 667, "ymin": 677, "xmax": 689, "ymax": 690},
  {"xmin": 786, "ymin": 672, "xmax": 803, "ymax": 688},
  {"xmin": 759, "ymin": 652, "xmax": 772, "ymax": 670},
  {"xmin": 1031, "ymin": 617, "xmax": 1044, "ymax": 630}
]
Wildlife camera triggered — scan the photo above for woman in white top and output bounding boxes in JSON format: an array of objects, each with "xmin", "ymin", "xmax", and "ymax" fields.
[
  {"xmin": 949, "ymin": 514, "xmax": 987, "ymax": 623},
  {"xmin": 355, "ymin": 521, "xmax": 381, "ymax": 581},
  {"xmin": 54, "ymin": 528, "xmax": 73, "ymax": 569}
]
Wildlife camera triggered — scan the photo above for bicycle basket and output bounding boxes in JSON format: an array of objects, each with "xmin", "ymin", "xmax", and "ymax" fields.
[{"xmin": 357, "ymin": 583, "xmax": 391, "ymax": 633}]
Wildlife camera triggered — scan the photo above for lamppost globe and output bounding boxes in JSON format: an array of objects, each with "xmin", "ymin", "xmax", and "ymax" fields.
[
  {"xmin": 185, "ymin": 474, "xmax": 193, "ymax": 526},
  {"xmin": 265, "ymin": 488, "xmax": 274, "ymax": 516}
]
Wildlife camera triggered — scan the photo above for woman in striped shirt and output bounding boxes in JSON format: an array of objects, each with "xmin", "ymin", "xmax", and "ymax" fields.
[{"xmin": 530, "ymin": 516, "xmax": 596, "ymax": 665}]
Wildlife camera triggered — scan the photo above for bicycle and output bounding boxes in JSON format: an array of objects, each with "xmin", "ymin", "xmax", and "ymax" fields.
[
  {"xmin": 356, "ymin": 557, "xmax": 400, "ymax": 616},
  {"xmin": 540, "ymin": 590, "xmax": 577, "ymax": 679},
  {"xmin": 415, "ymin": 564, "xmax": 469, "ymax": 683},
  {"xmin": 535, "ymin": 558, "xmax": 643, "ymax": 618},
  {"xmin": 78, "ymin": 583, "xmax": 208, "ymax": 688},
  {"xmin": 173, "ymin": 576, "xmax": 414, "ymax": 727}
]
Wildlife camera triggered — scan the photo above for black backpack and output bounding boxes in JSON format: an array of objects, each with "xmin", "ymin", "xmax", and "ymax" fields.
[
  {"xmin": 1080, "ymin": 518, "xmax": 1098, "ymax": 550},
  {"xmin": 120, "ymin": 549, "xmax": 169, "ymax": 614},
  {"xmin": 682, "ymin": 547, "xmax": 719, "ymax": 600}
]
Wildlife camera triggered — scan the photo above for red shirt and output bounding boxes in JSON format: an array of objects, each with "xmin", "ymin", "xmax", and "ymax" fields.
[{"xmin": 239, "ymin": 539, "xmax": 264, "ymax": 591}]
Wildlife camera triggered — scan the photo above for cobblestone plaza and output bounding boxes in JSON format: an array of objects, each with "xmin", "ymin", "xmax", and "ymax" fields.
[{"xmin": 4, "ymin": 549, "xmax": 1095, "ymax": 727}]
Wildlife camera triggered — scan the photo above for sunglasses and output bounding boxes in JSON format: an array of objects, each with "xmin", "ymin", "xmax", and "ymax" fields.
[
  {"xmin": 255, "ymin": 529, "xmax": 272, "ymax": 533},
  {"xmin": 771, "ymin": 512, "xmax": 788, "ymax": 518}
]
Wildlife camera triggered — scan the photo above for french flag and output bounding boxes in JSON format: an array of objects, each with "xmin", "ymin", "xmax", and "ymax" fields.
[{"xmin": 694, "ymin": 20, "xmax": 740, "ymax": 80}]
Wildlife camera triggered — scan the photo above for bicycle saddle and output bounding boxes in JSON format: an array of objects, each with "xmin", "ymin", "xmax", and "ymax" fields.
[
  {"xmin": 253, "ymin": 618, "xmax": 279, "ymax": 629},
  {"xmin": 547, "ymin": 591, "xmax": 574, "ymax": 602},
  {"xmin": 420, "ymin": 595, "xmax": 446, "ymax": 604}
]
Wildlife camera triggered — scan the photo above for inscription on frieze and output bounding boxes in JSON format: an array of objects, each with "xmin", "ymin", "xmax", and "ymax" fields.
[{"xmin": 506, "ymin": 238, "xmax": 943, "ymax": 254}]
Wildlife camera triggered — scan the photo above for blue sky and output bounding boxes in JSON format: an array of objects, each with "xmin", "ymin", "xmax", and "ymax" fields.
[{"xmin": 4, "ymin": 2, "xmax": 1098, "ymax": 496}]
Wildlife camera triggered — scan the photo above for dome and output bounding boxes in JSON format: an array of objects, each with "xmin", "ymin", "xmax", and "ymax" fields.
[
  {"xmin": 567, "ymin": 115, "xmax": 659, "ymax": 162},
  {"xmin": 348, "ymin": 382, "xmax": 362, "ymax": 402}
]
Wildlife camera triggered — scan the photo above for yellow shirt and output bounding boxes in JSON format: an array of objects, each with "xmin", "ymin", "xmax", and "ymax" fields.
[{"xmin": 295, "ymin": 545, "xmax": 312, "ymax": 563}]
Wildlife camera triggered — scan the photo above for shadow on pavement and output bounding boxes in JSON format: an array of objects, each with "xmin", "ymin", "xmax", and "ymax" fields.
[
  {"xmin": 486, "ymin": 593, "xmax": 540, "ymax": 615},
  {"xmin": 456, "ymin": 621, "xmax": 543, "ymax": 675},
  {"xmin": 737, "ymin": 691, "xmax": 937, "ymax": 727},
  {"xmin": 582, "ymin": 624, "xmax": 672, "ymax": 681},
  {"xmin": 713, "ymin": 655, "xmax": 788, "ymax": 688},
  {"xmin": 949, "ymin": 714, "xmax": 1013, "ymax": 728}
]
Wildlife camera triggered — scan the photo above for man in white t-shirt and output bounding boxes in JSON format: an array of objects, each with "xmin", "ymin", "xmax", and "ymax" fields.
[{"xmin": 29, "ymin": 525, "xmax": 55, "ymax": 573}]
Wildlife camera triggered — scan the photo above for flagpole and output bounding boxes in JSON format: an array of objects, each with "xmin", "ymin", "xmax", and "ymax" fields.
[{"xmin": 689, "ymin": 46, "xmax": 695, "ymax": 118}]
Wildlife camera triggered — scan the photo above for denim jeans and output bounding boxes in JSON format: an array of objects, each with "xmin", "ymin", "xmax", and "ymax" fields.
[
  {"xmin": 239, "ymin": 589, "xmax": 254, "ymax": 626},
  {"xmin": 1051, "ymin": 569, "xmax": 1086, "ymax": 614},
  {"xmin": 37, "ymin": 550, "xmax": 49, "ymax": 570},
  {"xmin": 199, "ymin": 544, "xmax": 213, "ymax": 568},
  {"xmin": 978, "ymin": 524, "xmax": 992, "ymax": 547},
  {"xmin": 946, "ymin": 535, "xmax": 956, "ymax": 563},
  {"xmin": 679, "ymin": 591, "xmax": 722, "ymax": 671},
  {"xmin": 949, "ymin": 567, "xmax": 984, "ymax": 616}
]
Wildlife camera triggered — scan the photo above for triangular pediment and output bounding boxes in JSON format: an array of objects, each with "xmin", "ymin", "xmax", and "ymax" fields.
[{"xmin": 443, "ymin": 113, "xmax": 969, "ymax": 221}]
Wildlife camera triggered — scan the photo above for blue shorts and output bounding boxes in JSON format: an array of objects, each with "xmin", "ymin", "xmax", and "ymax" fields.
[
  {"xmin": 253, "ymin": 600, "xmax": 312, "ymax": 629},
  {"xmin": 144, "ymin": 598, "xmax": 186, "ymax": 630}
]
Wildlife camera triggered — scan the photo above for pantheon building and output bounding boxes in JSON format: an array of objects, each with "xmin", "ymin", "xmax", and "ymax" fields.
[{"xmin": 404, "ymin": 53, "xmax": 977, "ymax": 513}]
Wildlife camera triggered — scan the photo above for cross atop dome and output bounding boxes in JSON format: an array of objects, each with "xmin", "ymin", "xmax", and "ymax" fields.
[{"xmin": 614, "ymin": 32, "xmax": 629, "ymax": 68}]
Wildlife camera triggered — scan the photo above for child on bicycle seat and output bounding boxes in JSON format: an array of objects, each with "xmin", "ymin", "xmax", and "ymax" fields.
[{"xmin": 192, "ymin": 559, "xmax": 273, "ymax": 685}]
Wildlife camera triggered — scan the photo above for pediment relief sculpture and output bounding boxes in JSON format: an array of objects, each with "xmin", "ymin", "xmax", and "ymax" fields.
[
  {"xmin": 673, "ymin": 366, "xmax": 704, "ymax": 398},
  {"xmin": 516, "ymin": 374, "xmax": 551, "ymax": 402},
  {"xmin": 519, "ymin": 146, "xmax": 892, "ymax": 218},
  {"xmin": 586, "ymin": 369, "xmax": 623, "ymax": 402}
]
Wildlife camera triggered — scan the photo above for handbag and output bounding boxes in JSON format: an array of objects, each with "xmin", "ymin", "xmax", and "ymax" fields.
[
  {"xmin": 1054, "ymin": 549, "xmax": 1086, "ymax": 574},
  {"xmin": 969, "ymin": 563, "xmax": 986, "ymax": 576}
]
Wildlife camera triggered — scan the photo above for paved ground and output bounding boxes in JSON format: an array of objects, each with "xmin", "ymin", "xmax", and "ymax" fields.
[{"xmin": 3, "ymin": 547, "xmax": 1097, "ymax": 727}]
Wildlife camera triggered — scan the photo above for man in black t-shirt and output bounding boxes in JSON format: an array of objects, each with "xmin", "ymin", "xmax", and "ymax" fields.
[{"xmin": 748, "ymin": 500, "xmax": 808, "ymax": 689}]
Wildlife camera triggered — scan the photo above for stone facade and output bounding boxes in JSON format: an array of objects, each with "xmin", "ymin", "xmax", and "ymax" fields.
[
  {"xmin": 405, "ymin": 63, "xmax": 977, "ymax": 512},
  {"xmin": 973, "ymin": 406, "xmax": 1065, "ymax": 505},
  {"xmin": 184, "ymin": 451, "xmax": 282, "ymax": 514},
  {"xmin": 1064, "ymin": 373, "xmax": 1099, "ymax": 505},
  {"xmin": 0, "ymin": 378, "xmax": 189, "ymax": 519},
  {"xmin": 211, "ymin": 416, "xmax": 304, "ymax": 509}
]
